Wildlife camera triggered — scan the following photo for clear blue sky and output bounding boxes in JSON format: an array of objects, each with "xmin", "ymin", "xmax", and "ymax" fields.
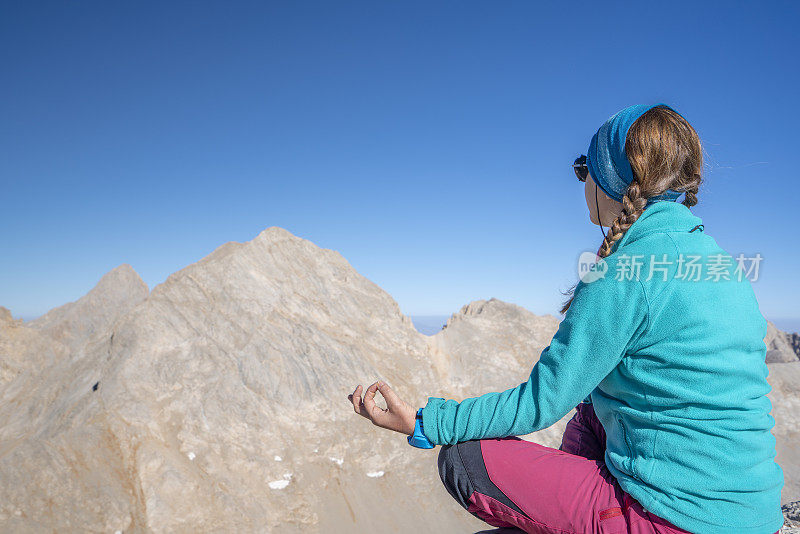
[{"xmin": 2, "ymin": 2, "xmax": 799, "ymax": 331}]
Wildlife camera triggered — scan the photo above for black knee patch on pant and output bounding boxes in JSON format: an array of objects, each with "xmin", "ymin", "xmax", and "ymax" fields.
[{"xmin": 437, "ymin": 439, "xmax": 531, "ymax": 520}]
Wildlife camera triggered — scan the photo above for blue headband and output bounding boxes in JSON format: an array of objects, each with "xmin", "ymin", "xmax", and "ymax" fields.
[{"xmin": 586, "ymin": 103, "xmax": 683, "ymax": 205}]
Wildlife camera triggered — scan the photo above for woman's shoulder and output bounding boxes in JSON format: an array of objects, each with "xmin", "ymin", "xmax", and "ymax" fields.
[{"xmin": 606, "ymin": 229, "xmax": 757, "ymax": 305}]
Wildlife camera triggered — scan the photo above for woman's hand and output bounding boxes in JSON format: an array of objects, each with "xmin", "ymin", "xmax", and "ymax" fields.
[{"xmin": 348, "ymin": 381, "xmax": 417, "ymax": 436}]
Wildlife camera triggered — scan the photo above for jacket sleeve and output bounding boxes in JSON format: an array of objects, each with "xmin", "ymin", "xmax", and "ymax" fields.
[{"xmin": 420, "ymin": 267, "xmax": 649, "ymax": 446}]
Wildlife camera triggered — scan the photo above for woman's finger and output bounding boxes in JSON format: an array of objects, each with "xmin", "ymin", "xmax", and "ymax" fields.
[
  {"xmin": 377, "ymin": 381, "xmax": 401, "ymax": 408},
  {"xmin": 362, "ymin": 382, "xmax": 384, "ymax": 423},
  {"xmin": 350, "ymin": 385, "xmax": 364, "ymax": 415},
  {"xmin": 378, "ymin": 381, "xmax": 416, "ymax": 435}
]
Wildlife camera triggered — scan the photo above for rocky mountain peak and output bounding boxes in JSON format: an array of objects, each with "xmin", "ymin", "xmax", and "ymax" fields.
[
  {"xmin": 28, "ymin": 263, "xmax": 149, "ymax": 350},
  {"xmin": 766, "ymin": 321, "xmax": 800, "ymax": 363}
]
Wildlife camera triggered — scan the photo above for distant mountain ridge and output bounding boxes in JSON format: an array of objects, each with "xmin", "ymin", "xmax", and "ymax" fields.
[
  {"xmin": 767, "ymin": 322, "xmax": 800, "ymax": 363},
  {"xmin": 1, "ymin": 226, "xmax": 797, "ymax": 533}
]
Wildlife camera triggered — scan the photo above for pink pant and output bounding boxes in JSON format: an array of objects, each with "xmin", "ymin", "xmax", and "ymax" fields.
[{"xmin": 437, "ymin": 402, "xmax": 748, "ymax": 533}]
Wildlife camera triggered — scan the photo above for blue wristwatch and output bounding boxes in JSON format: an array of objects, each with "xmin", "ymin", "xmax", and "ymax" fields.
[{"xmin": 407, "ymin": 408, "xmax": 434, "ymax": 449}]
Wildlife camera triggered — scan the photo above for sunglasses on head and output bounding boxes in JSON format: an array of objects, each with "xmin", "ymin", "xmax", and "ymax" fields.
[{"xmin": 573, "ymin": 155, "xmax": 588, "ymax": 182}]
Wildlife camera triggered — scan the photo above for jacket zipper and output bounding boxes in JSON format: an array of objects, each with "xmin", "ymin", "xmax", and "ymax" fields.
[{"xmin": 618, "ymin": 416, "xmax": 640, "ymax": 480}]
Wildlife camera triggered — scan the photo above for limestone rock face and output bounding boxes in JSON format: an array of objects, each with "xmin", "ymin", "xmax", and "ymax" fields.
[
  {"xmin": 434, "ymin": 299, "xmax": 560, "ymax": 393},
  {"xmin": 0, "ymin": 228, "xmax": 514, "ymax": 533},
  {"xmin": 28, "ymin": 263, "xmax": 149, "ymax": 351},
  {"xmin": 428, "ymin": 299, "xmax": 570, "ymax": 445},
  {"xmin": 782, "ymin": 500, "xmax": 800, "ymax": 533},
  {"xmin": 0, "ymin": 305, "xmax": 68, "ymax": 384},
  {"xmin": 769, "ymin": 361, "xmax": 800, "ymax": 503},
  {"xmin": 767, "ymin": 321, "xmax": 800, "ymax": 363},
  {"xmin": 0, "ymin": 226, "xmax": 797, "ymax": 533}
]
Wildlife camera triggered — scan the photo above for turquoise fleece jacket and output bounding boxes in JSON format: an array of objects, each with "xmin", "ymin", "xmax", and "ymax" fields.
[{"xmin": 421, "ymin": 201, "xmax": 784, "ymax": 534}]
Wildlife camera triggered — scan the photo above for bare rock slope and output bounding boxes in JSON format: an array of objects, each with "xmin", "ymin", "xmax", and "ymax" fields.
[
  {"xmin": 0, "ymin": 226, "xmax": 797, "ymax": 533},
  {"xmin": 0, "ymin": 228, "xmax": 558, "ymax": 533},
  {"xmin": 28, "ymin": 263, "xmax": 149, "ymax": 351},
  {"xmin": 767, "ymin": 321, "xmax": 800, "ymax": 363}
]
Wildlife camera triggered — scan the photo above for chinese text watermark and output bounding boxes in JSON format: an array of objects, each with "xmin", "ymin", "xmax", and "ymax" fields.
[{"xmin": 577, "ymin": 252, "xmax": 763, "ymax": 283}]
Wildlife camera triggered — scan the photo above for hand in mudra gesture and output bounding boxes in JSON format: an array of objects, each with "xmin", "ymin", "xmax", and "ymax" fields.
[{"xmin": 348, "ymin": 381, "xmax": 417, "ymax": 436}]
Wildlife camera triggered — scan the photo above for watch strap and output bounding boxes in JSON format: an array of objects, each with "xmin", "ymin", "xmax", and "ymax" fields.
[{"xmin": 407, "ymin": 408, "xmax": 435, "ymax": 449}]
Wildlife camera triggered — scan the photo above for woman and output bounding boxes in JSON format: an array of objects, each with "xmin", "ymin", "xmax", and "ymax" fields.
[{"xmin": 347, "ymin": 104, "xmax": 785, "ymax": 534}]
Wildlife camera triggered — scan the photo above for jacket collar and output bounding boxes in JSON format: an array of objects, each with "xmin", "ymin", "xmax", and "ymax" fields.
[{"xmin": 612, "ymin": 201, "xmax": 704, "ymax": 253}]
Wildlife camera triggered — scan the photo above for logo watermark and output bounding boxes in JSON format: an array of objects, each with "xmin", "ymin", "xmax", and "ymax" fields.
[
  {"xmin": 578, "ymin": 251, "xmax": 608, "ymax": 283},
  {"xmin": 577, "ymin": 252, "xmax": 763, "ymax": 283}
]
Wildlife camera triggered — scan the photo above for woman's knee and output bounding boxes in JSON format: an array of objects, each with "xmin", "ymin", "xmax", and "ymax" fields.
[
  {"xmin": 436, "ymin": 439, "xmax": 536, "ymax": 524},
  {"xmin": 437, "ymin": 443, "xmax": 460, "ymax": 493},
  {"xmin": 437, "ymin": 442, "xmax": 476, "ymax": 510},
  {"xmin": 437, "ymin": 443, "xmax": 458, "ymax": 478}
]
